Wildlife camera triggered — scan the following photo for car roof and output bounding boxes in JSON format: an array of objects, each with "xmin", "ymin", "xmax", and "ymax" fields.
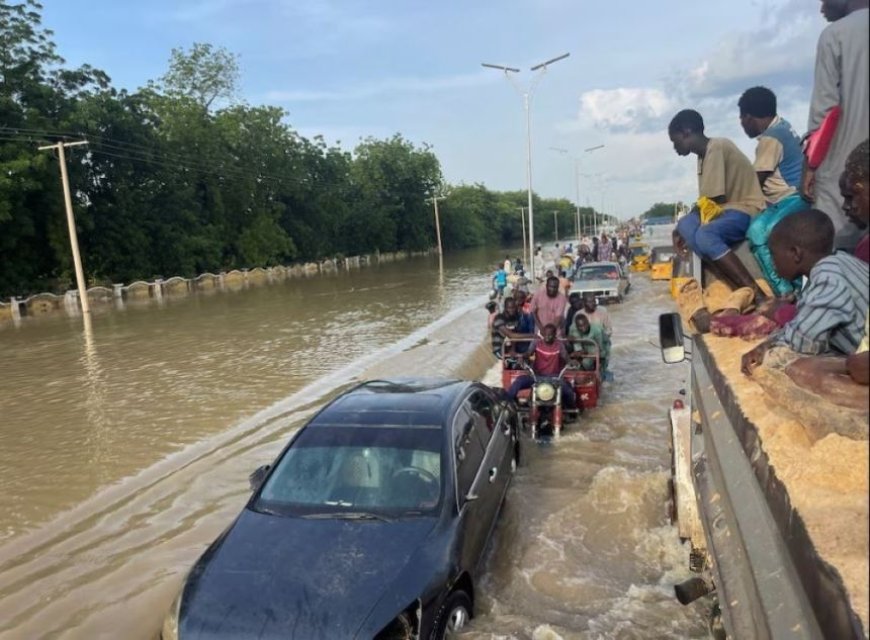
[
  {"xmin": 580, "ymin": 261, "xmax": 620, "ymax": 268},
  {"xmin": 307, "ymin": 378, "xmax": 471, "ymax": 429}
]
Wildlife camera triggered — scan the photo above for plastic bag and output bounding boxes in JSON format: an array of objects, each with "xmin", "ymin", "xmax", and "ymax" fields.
[{"xmin": 697, "ymin": 197, "xmax": 723, "ymax": 224}]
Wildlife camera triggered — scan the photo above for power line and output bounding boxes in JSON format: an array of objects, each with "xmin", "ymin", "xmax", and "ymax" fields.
[
  {"xmin": 0, "ymin": 125, "xmax": 290, "ymax": 182},
  {"xmin": 0, "ymin": 127, "xmax": 350, "ymax": 188}
]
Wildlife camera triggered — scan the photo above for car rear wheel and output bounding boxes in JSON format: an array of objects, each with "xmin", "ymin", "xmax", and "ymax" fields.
[{"xmin": 431, "ymin": 590, "xmax": 472, "ymax": 639}]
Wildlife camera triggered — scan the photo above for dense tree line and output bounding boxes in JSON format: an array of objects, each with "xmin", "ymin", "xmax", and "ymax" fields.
[
  {"xmin": 0, "ymin": 1, "xmax": 608, "ymax": 297},
  {"xmin": 639, "ymin": 202, "xmax": 682, "ymax": 220}
]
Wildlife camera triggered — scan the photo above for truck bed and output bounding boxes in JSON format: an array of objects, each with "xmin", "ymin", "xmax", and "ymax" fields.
[{"xmin": 695, "ymin": 334, "xmax": 868, "ymax": 638}]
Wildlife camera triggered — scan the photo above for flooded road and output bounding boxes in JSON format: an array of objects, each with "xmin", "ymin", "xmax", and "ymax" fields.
[
  {"xmin": 0, "ymin": 251, "xmax": 492, "ymax": 542},
  {"xmin": 0, "ymin": 250, "xmax": 706, "ymax": 639},
  {"xmin": 471, "ymin": 275, "xmax": 708, "ymax": 639}
]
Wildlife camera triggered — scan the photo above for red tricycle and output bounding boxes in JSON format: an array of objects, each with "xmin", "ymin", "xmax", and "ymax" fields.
[{"xmin": 500, "ymin": 338, "xmax": 602, "ymax": 438}]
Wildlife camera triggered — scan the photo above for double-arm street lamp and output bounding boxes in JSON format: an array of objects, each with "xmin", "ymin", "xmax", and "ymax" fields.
[
  {"xmin": 579, "ymin": 171, "xmax": 606, "ymax": 236},
  {"xmin": 482, "ymin": 52, "xmax": 569, "ymax": 278},
  {"xmin": 582, "ymin": 145, "xmax": 605, "ymax": 237},
  {"xmin": 551, "ymin": 143, "xmax": 604, "ymax": 241}
]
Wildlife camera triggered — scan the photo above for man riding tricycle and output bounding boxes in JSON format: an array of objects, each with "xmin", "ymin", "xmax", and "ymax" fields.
[{"xmin": 499, "ymin": 324, "xmax": 602, "ymax": 438}]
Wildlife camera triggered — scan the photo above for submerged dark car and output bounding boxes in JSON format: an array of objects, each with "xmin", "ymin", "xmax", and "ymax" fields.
[{"xmin": 161, "ymin": 379, "xmax": 520, "ymax": 640}]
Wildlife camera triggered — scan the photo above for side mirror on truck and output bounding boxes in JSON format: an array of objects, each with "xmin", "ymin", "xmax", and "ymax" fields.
[{"xmin": 659, "ymin": 312, "xmax": 686, "ymax": 364}]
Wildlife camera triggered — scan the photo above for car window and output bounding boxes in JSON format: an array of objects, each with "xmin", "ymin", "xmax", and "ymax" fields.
[
  {"xmin": 653, "ymin": 248, "xmax": 674, "ymax": 262},
  {"xmin": 468, "ymin": 391, "xmax": 498, "ymax": 446},
  {"xmin": 255, "ymin": 426, "xmax": 442, "ymax": 516},
  {"xmin": 454, "ymin": 405, "xmax": 485, "ymax": 501},
  {"xmin": 577, "ymin": 266, "xmax": 619, "ymax": 280}
]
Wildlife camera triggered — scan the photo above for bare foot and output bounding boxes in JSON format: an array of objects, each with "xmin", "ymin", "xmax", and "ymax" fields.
[{"xmin": 691, "ymin": 308, "xmax": 711, "ymax": 333}]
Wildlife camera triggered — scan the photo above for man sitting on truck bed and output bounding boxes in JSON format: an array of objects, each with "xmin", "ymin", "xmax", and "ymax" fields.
[
  {"xmin": 761, "ymin": 141, "xmax": 870, "ymax": 401},
  {"xmin": 668, "ymin": 109, "xmax": 770, "ymax": 307},
  {"xmin": 741, "ymin": 208, "xmax": 869, "ymax": 375},
  {"xmin": 842, "ymin": 139, "xmax": 870, "ymax": 263},
  {"xmin": 738, "ymin": 86, "xmax": 809, "ymax": 298}
]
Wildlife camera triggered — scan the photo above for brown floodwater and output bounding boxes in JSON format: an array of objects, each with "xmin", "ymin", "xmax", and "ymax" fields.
[{"xmin": 0, "ymin": 248, "xmax": 706, "ymax": 639}]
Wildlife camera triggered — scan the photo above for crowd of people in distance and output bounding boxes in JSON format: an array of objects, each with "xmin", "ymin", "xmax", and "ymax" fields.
[
  {"xmin": 489, "ymin": 228, "xmax": 642, "ymax": 304},
  {"xmin": 667, "ymin": 0, "xmax": 869, "ymax": 404}
]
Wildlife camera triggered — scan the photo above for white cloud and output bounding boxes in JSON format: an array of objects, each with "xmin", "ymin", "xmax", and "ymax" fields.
[
  {"xmin": 577, "ymin": 88, "xmax": 677, "ymax": 133},
  {"xmin": 685, "ymin": 0, "xmax": 820, "ymax": 97}
]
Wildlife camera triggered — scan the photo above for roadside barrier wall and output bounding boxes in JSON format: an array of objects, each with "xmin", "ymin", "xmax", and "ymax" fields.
[{"xmin": 2, "ymin": 248, "xmax": 434, "ymax": 326}]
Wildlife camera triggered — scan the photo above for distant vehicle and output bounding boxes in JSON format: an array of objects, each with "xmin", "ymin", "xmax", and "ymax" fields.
[
  {"xmin": 161, "ymin": 379, "xmax": 520, "ymax": 640},
  {"xmin": 669, "ymin": 254, "xmax": 692, "ymax": 299},
  {"xmin": 650, "ymin": 245, "xmax": 675, "ymax": 281},
  {"xmin": 570, "ymin": 261, "xmax": 629, "ymax": 304},
  {"xmin": 629, "ymin": 242, "xmax": 651, "ymax": 272}
]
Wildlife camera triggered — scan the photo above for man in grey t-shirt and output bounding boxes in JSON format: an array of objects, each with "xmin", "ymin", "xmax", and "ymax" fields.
[{"xmin": 802, "ymin": 0, "xmax": 869, "ymax": 250}]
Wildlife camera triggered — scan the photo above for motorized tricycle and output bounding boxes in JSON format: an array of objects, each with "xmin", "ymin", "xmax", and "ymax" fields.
[{"xmin": 500, "ymin": 338, "xmax": 602, "ymax": 438}]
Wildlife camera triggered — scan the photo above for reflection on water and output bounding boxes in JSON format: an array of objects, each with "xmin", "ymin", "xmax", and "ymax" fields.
[
  {"xmin": 0, "ymin": 250, "xmax": 495, "ymax": 541},
  {"xmin": 0, "ymin": 253, "xmax": 707, "ymax": 639}
]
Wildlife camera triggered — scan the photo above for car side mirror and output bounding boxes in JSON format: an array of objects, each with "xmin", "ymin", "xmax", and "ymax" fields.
[
  {"xmin": 659, "ymin": 313, "xmax": 686, "ymax": 364},
  {"xmin": 248, "ymin": 464, "xmax": 270, "ymax": 492}
]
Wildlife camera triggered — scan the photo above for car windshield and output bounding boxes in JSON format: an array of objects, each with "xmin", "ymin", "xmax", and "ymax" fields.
[
  {"xmin": 653, "ymin": 249, "xmax": 674, "ymax": 262},
  {"xmin": 575, "ymin": 265, "xmax": 620, "ymax": 281},
  {"xmin": 630, "ymin": 246, "xmax": 648, "ymax": 257},
  {"xmin": 254, "ymin": 426, "xmax": 442, "ymax": 517}
]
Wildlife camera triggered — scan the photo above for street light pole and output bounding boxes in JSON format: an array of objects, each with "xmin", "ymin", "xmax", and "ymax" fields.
[
  {"xmin": 483, "ymin": 52, "xmax": 569, "ymax": 281},
  {"xmin": 519, "ymin": 206, "xmax": 527, "ymax": 267},
  {"xmin": 574, "ymin": 158, "xmax": 581, "ymax": 240},
  {"xmin": 549, "ymin": 146, "xmax": 578, "ymax": 241},
  {"xmin": 554, "ymin": 144, "xmax": 604, "ymax": 241},
  {"xmin": 581, "ymin": 145, "xmax": 604, "ymax": 239},
  {"xmin": 580, "ymin": 170, "xmax": 604, "ymax": 238}
]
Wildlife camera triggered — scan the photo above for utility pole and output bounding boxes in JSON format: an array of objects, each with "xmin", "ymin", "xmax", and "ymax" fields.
[
  {"xmin": 39, "ymin": 140, "xmax": 90, "ymax": 315},
  {"xmin": 430, "ymin": 196, "xmax": 445, "ymax": 256},
  {"xmin": 553, "ymin": 210, "xmax": 558, "ymax": 242},
  {"xmin": 428, "ymin": 195, "xmax": 447, "ymax": 278}
]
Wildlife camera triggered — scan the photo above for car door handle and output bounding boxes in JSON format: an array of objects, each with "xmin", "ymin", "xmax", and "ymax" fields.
[{"xmin": 488, "ymin": 467, "xmax": 498, "ymax": 483}]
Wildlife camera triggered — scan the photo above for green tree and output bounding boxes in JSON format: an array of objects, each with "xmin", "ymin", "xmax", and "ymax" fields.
[
  {"xmin": 157, "ymin": 43, "xmax": 239, "ymax": 110},
  {"xmin": 0, "ymin": 0, "xmax": 110, "ymax": 294},
  {"xmin": 348, "ymin": 135, "xmax": 441, "ymax": 253},
  {"xmin": 640, "ymin": 202, "xmax": 678, "ymax": 220},
  {"xmin": 3, "ymin": 2, "xmax": 619, "ymax": 298}
]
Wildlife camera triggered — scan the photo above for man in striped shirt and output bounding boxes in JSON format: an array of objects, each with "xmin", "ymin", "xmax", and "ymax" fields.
[{"xmin": 742, "ymin": 208, "xmax": 869, "ymax": 375}]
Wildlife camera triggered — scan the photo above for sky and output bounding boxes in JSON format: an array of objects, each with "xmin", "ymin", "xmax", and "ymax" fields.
[{"xmin": 43, "ymin": 0, "xmax": 827, "ymax": 219}]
